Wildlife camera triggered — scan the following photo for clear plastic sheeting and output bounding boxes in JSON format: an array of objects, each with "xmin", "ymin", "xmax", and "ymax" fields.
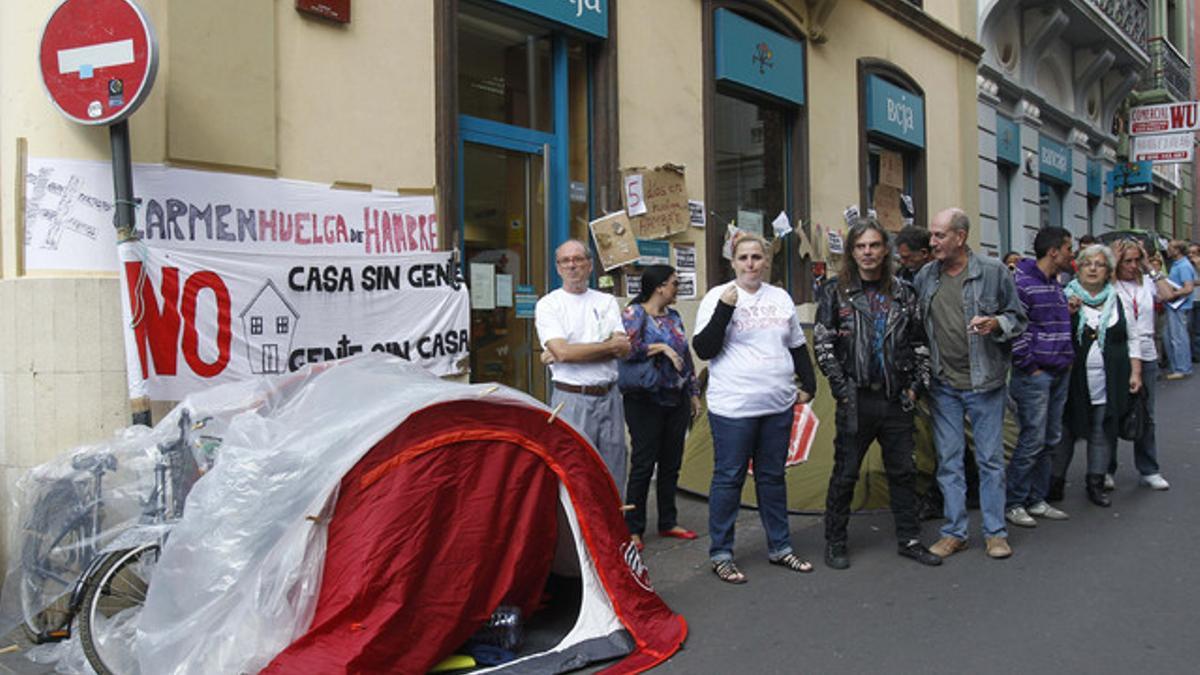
[
  {"xmin": 0, "ymin": 425, "xmax": 158, "ymax": 643},
  {"xmin": 135, "ymin": 355, "xmax": 545, "ymax": 675},
  {"xmin": 1, "ymin": 357, "xmax": 382, "ymax": 671},
  {"xmin": 25, "ymin": 631, "xmax": 98, "ymax": 675}
]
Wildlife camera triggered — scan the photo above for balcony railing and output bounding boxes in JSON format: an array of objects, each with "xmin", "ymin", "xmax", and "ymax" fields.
[
  {"xmin": 1138, "ymin": 37, "xmax": 1192, "ymax": 101},
  {"xmin": 1087, "ymin": 0, "xmax": 1149, "ymax": 52}
]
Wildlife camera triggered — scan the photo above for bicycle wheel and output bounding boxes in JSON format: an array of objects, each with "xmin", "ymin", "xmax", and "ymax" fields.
[
  {"xmin": 78, "ymin": 544, "xmax": 159, "ymax": 675},
  {"xmin": 19, "ymin": 483, "xmax": 90, "ymax": 642}
]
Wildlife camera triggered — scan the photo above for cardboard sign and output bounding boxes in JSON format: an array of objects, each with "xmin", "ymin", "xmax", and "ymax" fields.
[
  {"xmin": 795, "ymin": 224, "xmax": 814, "ymax": 259},
  {"xmin": 879, "ymin": 150, "xmax": 904, "ymax": 189},
  {"xmin": 620, "ymin": 164, "xmax": 690, "ymax": 239},
  {"xmin": 589, "ymin": 211, "xmax": 640, "ymax": 271},
  {"xmin": 873, "ymin": 184, "xmax": 903, "ymax": 232}
]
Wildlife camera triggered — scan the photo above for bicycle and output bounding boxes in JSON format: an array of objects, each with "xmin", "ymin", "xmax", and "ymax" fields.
[{"xmin": 15, "ymin": 409, "xmax": 216, "ymax": 675}]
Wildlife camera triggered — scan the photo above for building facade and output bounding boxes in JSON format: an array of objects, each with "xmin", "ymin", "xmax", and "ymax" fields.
[
  {"xmin": 0, "ymin": 0, "xmax": 983, "ymax": 555},
  {"xmin": 977, "ymin": 0, "xmax": 1195, "ymax": 257}
]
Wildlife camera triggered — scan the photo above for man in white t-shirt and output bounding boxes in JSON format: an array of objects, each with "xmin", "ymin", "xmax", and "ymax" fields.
[{"xmin": 536, "ymin": 239, "xmax": 631, "ymax": 495}]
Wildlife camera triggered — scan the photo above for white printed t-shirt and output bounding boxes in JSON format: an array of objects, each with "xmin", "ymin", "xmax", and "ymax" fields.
[
  {"xmin": 693, "ymin": 280, "xmax": 806, "ymax": 418},
  {"xmin": 535, "ymin": 288, "xmax": 624, "ymax": 386}
]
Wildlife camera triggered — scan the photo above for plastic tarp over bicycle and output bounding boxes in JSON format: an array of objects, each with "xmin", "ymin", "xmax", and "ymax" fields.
[
  {"xmin": 132, "ymin": 355, "xmax": 682, "ymax": 673},
  {"xmin": 0, "ymin": 365, "xmax": 299, "ymax": 653}
]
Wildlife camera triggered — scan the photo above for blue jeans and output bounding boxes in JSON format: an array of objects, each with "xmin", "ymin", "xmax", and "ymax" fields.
[
  {"xmin": 1110, "ymin": 359, "xmax": 1161, "ymax": 477},
  {"xmin": 929, "ymin": 380, "xmax": 1008, "ymax": 540},
  {"xmin": 1006, "ymin": 368, "xmax": 1069, "ymax": 508},
  {"xmin": 708, "ymin": 409, "xmax": 794, "ymax": 562},
  {"xmin": 1191, "ymin": 305, "xmax": 1200, "ymax": 362},
  {"xmin": 1165, "ymin": 307, "xmax": 1193, "ymax": 375}
]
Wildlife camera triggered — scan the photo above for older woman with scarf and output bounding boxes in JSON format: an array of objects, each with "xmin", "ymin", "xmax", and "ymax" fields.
[
  {"xmin": 1109, "ymin": 239, "xmax": 1172, "ymax": 491},
  {"xmin": 619, "ymin": 264, "xmax": 702, "ymax": 552},
  {"xmin": 1050, "ymin": 244, "xmax": 1142, "ymax": 507}
]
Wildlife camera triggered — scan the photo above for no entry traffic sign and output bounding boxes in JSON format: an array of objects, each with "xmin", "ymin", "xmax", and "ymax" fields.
[{"xmin": 39, "ymin": 0, "xmax": 158, "ymax": 126}]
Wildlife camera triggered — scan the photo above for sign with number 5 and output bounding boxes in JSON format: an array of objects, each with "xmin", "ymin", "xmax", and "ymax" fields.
[{"xmin": 624, "ymin": 174, "xmax": 647, "ymax": 216}]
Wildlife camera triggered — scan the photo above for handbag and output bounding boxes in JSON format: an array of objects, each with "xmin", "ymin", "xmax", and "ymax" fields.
[
  {"xmin": 617, "ymin": 309, "xmax": 661, "ymax": 392},
  {"xmin": 1118, "ymin": 387, "xmax": 1148, "ymax": 441}
]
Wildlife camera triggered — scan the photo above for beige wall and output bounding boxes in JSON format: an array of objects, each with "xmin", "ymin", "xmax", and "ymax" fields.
[
  {"xmin": 617, "ymin": 0, "xmax": 707, "ymax": 294},
  {"xmin": 275, "ymin": 2, "xmax": 436, "ymax": 189},
  {"xmin": 808, "ymin": 3, "xmax": 980, "ymax": 238}
]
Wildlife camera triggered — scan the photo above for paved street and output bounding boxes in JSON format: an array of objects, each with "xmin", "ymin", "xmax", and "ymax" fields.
[
  {"xmin": 642, "ymin": 371, "xmax": 1200, "ymax": 674},
  {"xmin": 4, "ymin": 374, "xmax": 1199, "ymax": 674}
]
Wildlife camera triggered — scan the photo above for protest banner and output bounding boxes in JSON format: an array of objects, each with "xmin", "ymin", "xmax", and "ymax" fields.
[
  {"xmin": 119, "ymin": 246, "xmax": 468, "ymax": 400},
  {"xmin": 23, "ymin": 157, "xmax": 439, "ymax": 273}
]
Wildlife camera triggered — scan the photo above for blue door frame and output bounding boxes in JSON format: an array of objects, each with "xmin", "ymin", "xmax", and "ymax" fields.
[{"xmin": 458, "ymin": 35, "xmax": 571, "ymax": 287}]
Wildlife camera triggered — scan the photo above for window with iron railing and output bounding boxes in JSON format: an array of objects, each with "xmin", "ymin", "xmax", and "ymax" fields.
[
  {"xmin": 1086, "ymin": 0, "xmax": 1149, "ymax": 51},
  {"xmin": 1138, "ymin": 36, "xmax": 1191, "ymax": 101}
]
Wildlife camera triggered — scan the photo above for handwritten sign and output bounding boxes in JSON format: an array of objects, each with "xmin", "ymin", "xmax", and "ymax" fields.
[{"xmin": 621, "ymin": 164, "xmax": 689, "ymax": 239}]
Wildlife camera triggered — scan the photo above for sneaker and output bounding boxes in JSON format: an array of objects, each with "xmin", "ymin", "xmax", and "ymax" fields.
[
  {"xmin": 824, "ymin": 541, "xmax": 850, "ymax": 570},
  {"xmin": 928, "ymin": 536, "xmax": 968, "ymax": 558},
  {"xmin": 986, "ymin": 536, "xmax": 1012, "ymax": 559},
  {"xmin": 898, "ymin": 540, "xmax": 942, "ymax": 567},
  {"xmin": 1026, "ymin": 501, "xmax": 1069, "ymax": 520},
  {"xmin": 1103, "ymin": 474, "xmax": 1115, "ymax": 491},
  {"xmin": 1004, "ymin": 505, "xmax": 1037, "ymax": 528},
  {"xmin": 1165, "ymin": 372, "xmax": 1186, "ymax": 380},
  {"xmin": 1139, "ymin": 473, "xmax": 1170, "ymax": 490}
]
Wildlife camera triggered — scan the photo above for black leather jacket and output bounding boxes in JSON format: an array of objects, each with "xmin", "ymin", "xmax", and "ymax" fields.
[{"xmin": 813, "ymin": 275, "xmax": 930, "ymax": 404}]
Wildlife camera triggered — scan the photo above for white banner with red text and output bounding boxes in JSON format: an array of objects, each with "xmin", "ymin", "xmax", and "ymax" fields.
[
  {"xmin": 119, "ymin": 244, "xmax": 469, "ymax": 401},
  {"xmin": 24, "ymin": 157, "xmax": 439, "ymax": 273}
]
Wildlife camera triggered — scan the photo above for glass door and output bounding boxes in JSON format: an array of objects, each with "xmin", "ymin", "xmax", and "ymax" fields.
[{"xmin": 463, "ymin": 141, "xmax": 548, "ymax": 395}]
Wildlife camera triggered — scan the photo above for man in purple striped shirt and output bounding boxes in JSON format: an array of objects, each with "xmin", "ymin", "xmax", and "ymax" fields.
[{"xmin": 1005, "ymin": 227, "xmax": 1075, "ymax": 527}]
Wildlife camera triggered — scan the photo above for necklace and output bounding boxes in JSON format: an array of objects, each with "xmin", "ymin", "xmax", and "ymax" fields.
[{"xmin": 1115, "ymin": 279, "xmax": 1140, "ymax": 320}]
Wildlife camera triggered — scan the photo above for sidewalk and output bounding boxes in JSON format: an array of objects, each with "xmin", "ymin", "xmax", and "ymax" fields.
[{"xmin": 4, "ymin": 373, "xmax": 1198, "ymax": 674}]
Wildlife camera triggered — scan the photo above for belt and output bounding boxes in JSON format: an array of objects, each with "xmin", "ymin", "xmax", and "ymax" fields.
[{"xmin": 554, "ymin": 381, "xmax": 613, "ymax": 396}]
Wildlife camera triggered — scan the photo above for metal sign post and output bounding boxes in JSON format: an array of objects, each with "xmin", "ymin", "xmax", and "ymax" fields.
[{"xmin": 39, "ymin": 0, "xmax": 159, "ymax": 424}]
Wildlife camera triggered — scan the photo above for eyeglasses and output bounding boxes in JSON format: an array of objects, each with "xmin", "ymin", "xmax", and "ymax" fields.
[
  {"xmin": 556, "ymin": 256, "xmax": 589, "ymax": 266},
  {"xmin": 1079, "ymin": 260, "xmax": 1108, "ymax": 269}
]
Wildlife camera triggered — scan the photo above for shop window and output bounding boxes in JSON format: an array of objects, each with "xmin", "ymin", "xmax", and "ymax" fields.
[
  {"xmin": 704, "ymin": 3, "xmax": 808, "ymax": 301},
  {"xmin": 1039, "ymin": 181, "xmax": 1064, "ymax": 228},
  {"xmin": 998, "ymin": 166, "xmax": 1013, "ymax": 252},
  {"xmin": 458, "ymin": 3, "xmax": 553, "ymax": 132},
  {"xmin": 446, "ymin": 0, "xmax": 614, "ymax": 398},
  {"xmin": 858, "ymin": 63, "xmax": 926, "ymax": 236},
  {"xmin": 711, "ymin": 92, "xmax": 792, "ymax": 290},
  {"xmin": 1087, "ymin": 196, "xmax": 1100, "ymax": 234}
]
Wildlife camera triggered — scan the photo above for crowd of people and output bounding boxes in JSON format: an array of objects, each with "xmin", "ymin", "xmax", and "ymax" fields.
[{"xmin": 535, "ymin": 212, "xmax": 1195, "ymax": 585}]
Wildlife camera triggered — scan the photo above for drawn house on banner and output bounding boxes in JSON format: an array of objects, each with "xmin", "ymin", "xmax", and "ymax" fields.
[{"xmin": 240, "ymin": 280, "xmax": 300, "ymax": 374}]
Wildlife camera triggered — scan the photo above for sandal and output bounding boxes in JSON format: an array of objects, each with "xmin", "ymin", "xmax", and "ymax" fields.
[
  {"xmin": 711, "ymin": 559, "xmax": 747, "ymax": 584},
  {"xmin": 769, "ymin": 553, "xmax": 814, "ymax": 573}
]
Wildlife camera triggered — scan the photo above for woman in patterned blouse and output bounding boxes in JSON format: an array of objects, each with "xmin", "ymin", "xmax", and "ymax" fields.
[{"xmin": 619, "ymin": 264, "xmax": 702, "ymax": 551}]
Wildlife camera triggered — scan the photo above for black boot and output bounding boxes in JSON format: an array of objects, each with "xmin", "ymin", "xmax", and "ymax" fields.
[
  {"xmin": 1085, "ymin": 474, "xmax": 1111, "ymax": 507},
  {"xmin": 1047, "ymin": 476, "xmax": 1065, "ymax": 502}
]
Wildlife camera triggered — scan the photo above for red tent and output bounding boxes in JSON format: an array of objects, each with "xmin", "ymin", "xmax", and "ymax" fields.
[{"xmin": 263, "ymin": 398, "xmax": 687, "ymax": 674}]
